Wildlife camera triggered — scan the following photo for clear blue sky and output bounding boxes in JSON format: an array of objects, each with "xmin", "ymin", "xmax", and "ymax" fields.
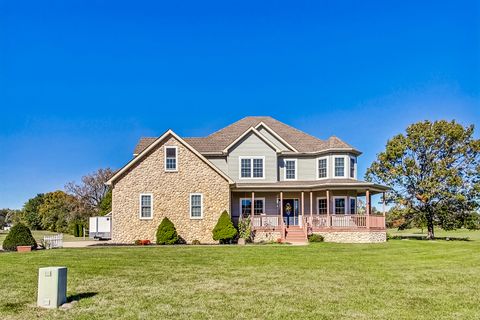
[{"xmin": 1, "ymin": 1, "xmax": 479, "ymax": 209}]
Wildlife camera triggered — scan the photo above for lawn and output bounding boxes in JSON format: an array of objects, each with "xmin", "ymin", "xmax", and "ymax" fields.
[
  {"xmin": 0, "ymin": 230, "xmax": 88, "ymax": 246},
  {"xmin": 1, "ymin": 231, "xmax": 479, "ymax": 320}
]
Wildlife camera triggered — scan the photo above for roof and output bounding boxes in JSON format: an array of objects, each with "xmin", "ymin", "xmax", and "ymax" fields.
[
  {"xmin": 232, "ymin": 179, "xmax": 389, "ymax": 194},
  {"xmin": 133, "ymin": 116, "xmax": 360, "ymax": 155},
  {"xmin": 108, "ymin": 130, "xmax": 234, "ymax": 185}
]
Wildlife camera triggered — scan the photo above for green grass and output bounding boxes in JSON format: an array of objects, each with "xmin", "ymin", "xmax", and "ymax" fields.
[
  {"xmin": 0, "ymin": 230, "xmax": 88, "ymax": 246},
  {"xmin": 1, "ymin": 231, "xmax": 479, "ymax": 319},
  {"xmin": 388, "ymin": 227, "xmax": 480, "ymax": 240}
]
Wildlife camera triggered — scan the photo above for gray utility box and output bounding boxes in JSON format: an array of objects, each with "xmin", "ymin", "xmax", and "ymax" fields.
[{"xmin": 37, "ymin": 267, "xmax": 67, "ymax": 308}]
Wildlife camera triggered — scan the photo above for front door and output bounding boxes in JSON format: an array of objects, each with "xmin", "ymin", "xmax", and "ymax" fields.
[{"xmin": 283, "ymin": 199, "xmax": 299, "ymax": 227}]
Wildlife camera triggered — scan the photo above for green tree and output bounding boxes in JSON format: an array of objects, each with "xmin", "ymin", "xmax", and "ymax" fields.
[
  {"xmin": 2, "ymin": 223, "xmax": 37, "ymax": 251},
  {"xmin": 156, "ymin": 217, "xmax": 179, "ymax": 245},
  {"xmin": 22, "ymin": 193, "xmax": 45, "ymax": 230},
  {"xmin": 366, "ymin": 120, "xmax": 480, "ymax": 239},
  {"xmin": 212, "ymin": 211, "xmax": 237, "ymax": 244},
  {"xmin": 98, "ymin": 189, "xmax": 112, "ymax": 216},
  {"xmin": 38, "ymin": 191, "xmax": 80, "ymax": 233}
]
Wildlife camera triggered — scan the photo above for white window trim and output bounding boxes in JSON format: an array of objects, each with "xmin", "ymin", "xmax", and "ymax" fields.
[
  {"xmin": 316, "ymin": 156, "xmax": 329, "ymax": 180},
  {"xmin": 164, "ymin": 146, "xmax": 178, "ymax": 172},
  {"xmin": 333, "ymin": 155, "xmax": 348, "ymax": 178},
  {"xmin": 239, "ymin": 197, "xmax": 266, "ymax": 215},
  {"xmin": 189, "ymin": 193, "xmax": 203, "ymax": 219},
  {"xmin": 332, "ymin": 196, "xmax": 347, "ymax": 215},
  {"xmin": 349, "ymin": 156, "xmax": 357, "ymax": 179},
  {"xmin": 284, "ymin": 158, "xmax": 297, "ymax": 181},
  {"xmin": 316, "ymin": 197, "xmax": 327, "ymax": 215},
  {"xmin": 139, "ymin": 193, "xmax": 153, "ymax": 220},
  {"xmin": 238, "ymin": 156, "xmax": 266, "ymax": 180},
  {"xmin": 349, "ymin": 196, "xmax": 357, "ymax": 215}
]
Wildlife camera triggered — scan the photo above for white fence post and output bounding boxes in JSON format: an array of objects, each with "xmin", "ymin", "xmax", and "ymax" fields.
[{"xmin": 44, "ymin": 234, "xmax": 64, "ymax": 249}]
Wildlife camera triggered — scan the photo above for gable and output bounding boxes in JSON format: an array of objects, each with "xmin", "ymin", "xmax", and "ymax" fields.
[{"xmin": 256, "ymin": 125, "xmax": 293, "ymax": 151}]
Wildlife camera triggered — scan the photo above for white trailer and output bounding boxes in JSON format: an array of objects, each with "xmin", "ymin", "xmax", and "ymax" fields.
[{"xmin": 89, "ymin": 215, "xmax": 112, "ymax": 240}]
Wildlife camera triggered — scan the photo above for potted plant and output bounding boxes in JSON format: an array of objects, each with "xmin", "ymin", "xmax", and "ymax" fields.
[{"xmin": 237, "ymin": 216, "xmax": 251, "ymax": 245}]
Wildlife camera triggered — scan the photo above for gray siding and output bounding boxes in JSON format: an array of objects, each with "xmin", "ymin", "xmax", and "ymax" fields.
[
  {"xmin": 279, "ymin": 154, "xmax": 357, "ymax": 181},
  {"xmin": 257, "ymin": 126, "xmax": 290, "ymax": 151},
  {"xmin": 206, "ymin": 157, "xmax": 228, "ymax": 174},
  {"xmin": 227, "ymin": 132, "xmax": 277, "ymax": 182}
]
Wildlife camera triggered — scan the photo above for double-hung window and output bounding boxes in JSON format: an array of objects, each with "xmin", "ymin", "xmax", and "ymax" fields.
[
  {"xmin": 317, "ymin": 198, "xmax": 327, "ymax": 214},
  {"xmin": 165, "ymin": 146, "xmax": 178, "ymax": 171},
  {"xmin": 350, "ymin": 198, "xmax": 356, "ymax": 215},
  {"xmin": 240, "ymin": 198, "xmax": 265, "ymax": 216},
  {"xmin": 334, "ymin": 157, "xmax": 345, "ymax": 177},
  {"xmin": 190, "ymin": 193, "xmax": 203, "ymax": 219},
  {"xmin": 334, "ymin": 197, "xmax": 346, "ymax": 214},
  {"xmin": 240, "ymin": 157, "xmax": 264, "ymax": 179},
  {"xmin": 284, "ymin": 159, "xmax": 297, "ymax": 180},
  {"xmin": 318, "ymin": 157, "xmax": 328, "ymax": 179},
  {"xmin": 140, "ymin": 194, "xmax": 153, "ymax": 219},
  {"xmin": 350, "ymin": 158, "xmax": 355, "ymax": 178}
]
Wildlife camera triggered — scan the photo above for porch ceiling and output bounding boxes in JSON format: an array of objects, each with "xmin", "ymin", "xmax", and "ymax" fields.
[{"xmin": 232, "ymin": 179, "xmax": 389, "ymax": 195}]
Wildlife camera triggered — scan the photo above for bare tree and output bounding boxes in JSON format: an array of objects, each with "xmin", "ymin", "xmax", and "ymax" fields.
[{"xmin": 65, "ymin": 168, "xmax": 114, "ymax": 214}]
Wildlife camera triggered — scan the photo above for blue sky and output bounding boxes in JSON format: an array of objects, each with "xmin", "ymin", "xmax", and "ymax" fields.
[{"xmin": 1, "ymin": 1, "xmax": 479, "ymax": 209}]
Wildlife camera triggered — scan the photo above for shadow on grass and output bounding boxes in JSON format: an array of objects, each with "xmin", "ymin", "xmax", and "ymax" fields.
[
  {"xmin": 0, "ymin": 302, "xmax": 26, "ymax": 313},
  {"xmin": 67, "ymin": 292, "xmax": 98, "ymax": 302}
]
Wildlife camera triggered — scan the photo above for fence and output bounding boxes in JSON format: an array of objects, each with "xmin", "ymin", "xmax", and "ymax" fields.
[{"xmin": 44, "ymin": 233, "xmax": 63, "ymax": 249}]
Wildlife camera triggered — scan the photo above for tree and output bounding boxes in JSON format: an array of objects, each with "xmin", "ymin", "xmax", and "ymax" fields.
[
  {"xmin": 65, "ymin": 168, "xmax": 114, "ymax": 216},
  {"xmin": 21, "ymin": 193, "xmax": 45, "ymax": 230},
  {"xmin": 0, "ymin": 208, "xmax": 22, "ymax": 228},
  {"xmin": 38, "ymin": 191, "xmax": 80, "ymax": 233},
  {"xmin": 212, "ymin": 211, "xmax": 237, "ymax": 244},
  {"xmin": 366, "ymin": 120, "xmax": 480, "ymax": 239},
  {"xmin": 2, "ymin": 223, "xmax": 37, "ymax": 251},
  {"xmin": 98, "ymin": 189, "xmax": 112, "ymax": 216},
  {"xmin": 156, "ymin": 217, "xmax": 179, "ymax": 245}
]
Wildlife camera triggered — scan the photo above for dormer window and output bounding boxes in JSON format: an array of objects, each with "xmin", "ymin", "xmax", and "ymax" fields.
[
  {"xmin": 240, "ymin": 157, "xmax": 264, "ymax": 179},
  {"xmin": 334, "ymin": 157, "xmax": 345, "ymax": 177},
  {"xmin": 165, "ymin": 146, "xmax": 178, "ymax": 171}
]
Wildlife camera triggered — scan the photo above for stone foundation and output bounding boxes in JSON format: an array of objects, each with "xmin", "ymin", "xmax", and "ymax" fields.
[
  {"xmin": 253, "ymin": 230, "xmax": 282, "ymax": 243},
  {"xmin": 314, "ymin": 231, "xmax": 386, "ymax": 243}
]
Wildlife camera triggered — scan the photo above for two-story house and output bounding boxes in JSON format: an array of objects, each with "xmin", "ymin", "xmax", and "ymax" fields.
[{"xmin": 106, "ymin": 116, "xmax": 388, "ymax": 244}]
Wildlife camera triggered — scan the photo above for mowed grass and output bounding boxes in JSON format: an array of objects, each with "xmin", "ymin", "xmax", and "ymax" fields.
[
  {"xmin": 1, "ymin": 232, "xmax": 480, "ymax": 320},
  {"xmin": 0, "ymin": 230, "xmax": 88, "ymax": 246}
]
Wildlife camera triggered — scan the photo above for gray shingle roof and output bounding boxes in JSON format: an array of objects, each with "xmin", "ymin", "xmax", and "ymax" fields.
[{"xmin": 133, "ymin": 116, "xmax": 358, "ymax": 155}]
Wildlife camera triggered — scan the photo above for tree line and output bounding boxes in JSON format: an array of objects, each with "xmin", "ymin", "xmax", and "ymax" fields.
[{"xmin": 0, "ymin": 168, "xmax": 113, "ymax": 235}]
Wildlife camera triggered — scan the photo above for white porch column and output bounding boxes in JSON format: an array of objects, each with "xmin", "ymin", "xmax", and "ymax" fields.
[
  {"xmin": 301, "ymin": 191, "xmax": 305, "ymax": 227},
  {"xmin": 366, "ymin": 189, "xmax": 370, "ymax": 228},
  {"xmin": 251, "ymin": 192, "xmax": 255, "ymax": 228},
  {"xmin": 382, "ymin": 192, "xmax": 386, "ymax": 217},
  {"xmin": 280, "ymin": 191, "xmax": 284, "ymax": 239},
  {"xmin": 326, "ymin": 189, "xmax": 330, "ymax": 227}
]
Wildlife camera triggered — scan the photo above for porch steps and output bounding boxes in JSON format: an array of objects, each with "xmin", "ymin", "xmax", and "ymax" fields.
[{"xmin": 284, "ymin": 227, "xmax": 308, "ymax": 245}]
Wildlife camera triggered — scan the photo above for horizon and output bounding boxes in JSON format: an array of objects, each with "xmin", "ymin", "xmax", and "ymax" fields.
[{"xmin": 1, "ymin": 0, "xmax": 479, "ymax": 209}]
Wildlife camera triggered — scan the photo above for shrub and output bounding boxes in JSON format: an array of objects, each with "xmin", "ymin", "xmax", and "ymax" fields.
[
  {"xmin": 134, "ymin": 239, "xmax": 152, "ymax": 245},
  {"xmin": 3, "ymin": 223, "xmax": 37, "ymax": 251},
  {"xmin": 308, "ymin": 234, "xmax": 324, "ymax": 243},
  {"xmin": 70, "ymin": 222, "xmax": 83, "ymax": 237},
  {"xmin": 156, "ymin": 218, "xmax": 179, "ymax": 245},
  {"xmin": 237, "ymin": 216, "xmax": 251, "ymax": 241},
  {"xmin": 212, "ymin": 211, "xmax": 238, "ymax": 244},
  {"xmin": 191, "ymin": 239, "xmax": 201, "ymax": 245}
]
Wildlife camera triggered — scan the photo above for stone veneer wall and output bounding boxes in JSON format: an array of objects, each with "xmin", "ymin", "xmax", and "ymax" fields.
[
  {"xmin": 111, "ymin": 135, "xmax": 230, "ymax": 244},
  {"xmin": 314, "ymin": 231, "xmax": 386, "ymax": 243},
  {"xmin": 253, "ymin": 231, "xmax": 282, "ymax": 243}
]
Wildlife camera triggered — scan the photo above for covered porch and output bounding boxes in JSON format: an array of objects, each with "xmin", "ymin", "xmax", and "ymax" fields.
[{"xmin": 231, "ymin": 181, "xmax": 388, "ymax": 241}]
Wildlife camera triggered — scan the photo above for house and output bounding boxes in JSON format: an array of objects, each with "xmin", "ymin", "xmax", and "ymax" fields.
[{"xmin": 106, "ymin": 116, "xmax": 389, "ymax": 244}]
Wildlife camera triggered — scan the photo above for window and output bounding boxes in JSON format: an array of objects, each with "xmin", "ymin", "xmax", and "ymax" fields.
[
  {"xmin": 318, "ymin": 157, "xmax": 328, "ymax": 179},
  {"xmin": 190, "ymin": 193, "xmax": 203, "ymax": 218},
  {"xmin": 317, "ymin": 198, "xmax": 327, "ymax": 214},
  {"xmin": 140, "ymin": 194, "xmax": 152, "ymax": 219},
  {"xmin": 350, "ymin": 198, "xmax": 356, "ymax": 215},
  {"xmin": 165, "ymin": 146, "xmax": 177, "ymax": 171},
  {"xmin": 239, "ymin": 157, "xmax": 264, "ymax": 179},
  {"xmin": 334, "ymin": 197, "xmax": 346, "ymax": 214},
  {"xmin": 350, "ymin": 158, "xmax": 355, "ymax": 178},
  {"xmin": 240, "ymin": 198, "xmax": 265, "ymax": 216},
  {"xmin": 284, "ymin": 159, "xmax": 297, "ymax": 180},
  {"xmin": 334, "ymin": 157, "xmax": 345, "ymax": 177}
]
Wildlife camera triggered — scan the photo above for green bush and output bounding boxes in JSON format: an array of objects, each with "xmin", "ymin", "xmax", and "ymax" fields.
[
  {"xmin": 70, "ymin": 222, "xmax": 83, "ymax": 237},
  {"xmin": 308, "ymin": 234, "xmax": 324, "ymax": 243},
  {"xmin": 191, "ymin": 239, "xmax": 201, "ymax": 245},
  {"xmin": 237, "ymin": 216, "xmax": 251, "ymax": 241},
  {"xmin": 156, "ymin": 218, "xmax": 179, "ymax": 245},
  {"xmin": 212, "ymin": 211, "xmax": 237, "ymax": 244},
  {"xmin": 2, "ymin": 223, "xmax": 37, "ymax": 251}
]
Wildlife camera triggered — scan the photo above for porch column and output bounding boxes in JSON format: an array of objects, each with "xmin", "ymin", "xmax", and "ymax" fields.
[
  {"xmin": 382, "ymin": 192, "xmax": 386, "ymax": 217},
  {"xmin": 251, "ymin": 192, "xmax": 255, "ymax": 228},
  {"xmin": 309, "ymin": 191, "xmax": 313, "ymax": 220},
  {"xmin": 366, "ymin": 189, "xmax": 370, "ymax": 228},
  {"xmin": 301, "ymin": 191, "xmax": 305, "ymax": 226},
  {"xmin": 326, "ymin": 189, "xmax": 330, "ymax": 227},
  {"xmin": 280, "ymin": 191, "xmax": 284, "ymax": 239}
]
